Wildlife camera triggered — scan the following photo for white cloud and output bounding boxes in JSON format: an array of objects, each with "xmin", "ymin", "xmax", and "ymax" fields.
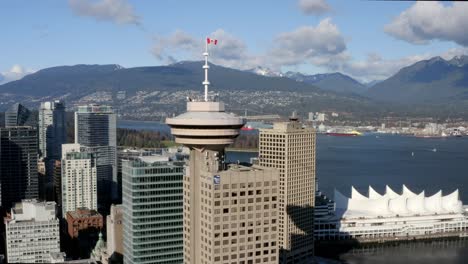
[
  {"xmin": 69, "ymin": 0, "xmax": 140, "ymax": 25},
  {"xmin": 0, "ymin": 65, "xmax": 35, "ymax": 84},
  {"xmin": 440, "ymin": 47, "xmax": 468, "ymax": 60},
  {"xmin": 150, "ymin": 20, "xmax": 347, "ymax": 72},
  {"xmin": 268, "ymin": 18, "xmax": 346, "ymax": 68},
  {"xmin": 151, "ymin": 29, "xmax": 261, "ymax": 70},
  {"xmin": 149, "ymin": 18, "xmax": 468, "ymax": 81},
  {"xmin": 298, "ymin": 0, "xmax": 331, "ymax": 15},
  {"xmin": 385, "ymin": 2, "xmax": 468, "ymax": 46},
  {"xmin": 151, "ymin": 30, "xmax": 199, "ymax": 62}
]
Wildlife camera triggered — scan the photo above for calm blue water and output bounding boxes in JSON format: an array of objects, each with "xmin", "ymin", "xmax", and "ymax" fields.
[
  {"xmin": 118, "ymin": 120, "xmax": 171, "ymax": 133},
  {"xmin": 120, "ymin": 120, "xmax": 468, "ymax": 263},
  {"xmin": 227, "ymin": 134, "xmax": 468, "ymax": 203}
]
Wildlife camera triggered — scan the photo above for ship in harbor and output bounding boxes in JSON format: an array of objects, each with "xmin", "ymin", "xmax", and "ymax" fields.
[{"xmin": 326, "ymin": 130, "xmax": 362, "ymax": 137}]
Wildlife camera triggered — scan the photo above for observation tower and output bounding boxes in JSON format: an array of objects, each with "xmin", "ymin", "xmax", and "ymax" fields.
[
  {"xmin": 166, "ymin": 39, "xmax": 244, "ymax": 151},
  {"xmin": 166, "ymin": 38, "xmax": 245, "ymax": 263}
]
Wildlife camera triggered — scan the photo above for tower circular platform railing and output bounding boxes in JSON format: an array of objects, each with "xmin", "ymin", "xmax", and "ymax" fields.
[{"xmin": 166, "ymin": 101, "xmax": 244, "ymax": 148}]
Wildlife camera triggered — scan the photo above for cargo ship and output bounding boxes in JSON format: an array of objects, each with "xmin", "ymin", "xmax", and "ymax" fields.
[{"xmin": 326, "ymin": 130, "xmax": 362, "ymax": 137}]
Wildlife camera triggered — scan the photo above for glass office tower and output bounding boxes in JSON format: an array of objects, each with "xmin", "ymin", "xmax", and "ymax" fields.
[
  {"xmin": 0, "ymin": 126, "xmax": 39, "ymax": 208},
  {"xmin": 122, "ymin": 156, "xmax": 184, "ymax": 264},
  {"xmin": 75, "ymin": 105, "xmax": 117, "ymax": 212}
]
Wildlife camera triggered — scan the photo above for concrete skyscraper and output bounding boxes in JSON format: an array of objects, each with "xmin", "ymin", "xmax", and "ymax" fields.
[
  {"xmin": 39, "ymin": 100, "xmax": 66, "ymax": 159},
  {"xmin": 0, "ymin": 126, "xmax": 39, "ymax": 208},
  {"xmin": 167, "ymin": 40, "xmax": 280, "ymax": 264},
  {"xmin": 75, "ymin": 105, "xmax": 117, "ymax": 212},
  {"xmin": 259, "ymin": 113, "xmax": 316, "ymax": 263}
]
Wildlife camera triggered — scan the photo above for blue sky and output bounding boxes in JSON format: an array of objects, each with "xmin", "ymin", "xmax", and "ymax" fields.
[{"xmin": 1, "ymin": 0, "xmax": 467, "ymax": 83}]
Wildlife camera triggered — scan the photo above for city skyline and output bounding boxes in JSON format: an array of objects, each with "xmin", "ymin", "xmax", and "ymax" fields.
[
  {"xmin": 1, "ymin": 0, "xmax": 468, "ymax": 83},
  {"xmin": 1, "ymin": 1, "xmax": 468, "ymax": 262}
]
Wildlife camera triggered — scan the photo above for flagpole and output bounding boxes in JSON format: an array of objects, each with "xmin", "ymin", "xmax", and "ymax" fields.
[{"xmin": 203, "ymin": 38, "xmax": 209, "ymax": 102}]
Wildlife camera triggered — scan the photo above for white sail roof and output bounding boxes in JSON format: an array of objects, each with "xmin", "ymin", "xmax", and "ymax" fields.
[
  {"xmin": 402, "ymin": 184, "xmax": 417, "ymax": 197},
  {"xmin": 334, "ymin": 185, "xmax": 463, "ymax": 218},
  {"xmin": 368, "ymin": 186, "xmax": 383, "ymax": 199},
  {"xmin": 442, "ymin": 189, "xmax": 462, "ymax": 213},
  {"xmin": 385, "ymin": 185, "xmax": 400, "ymax": 199},
  {"xmin": 351, "ymin": 186, "xmax": 367, "ymax": 200}
]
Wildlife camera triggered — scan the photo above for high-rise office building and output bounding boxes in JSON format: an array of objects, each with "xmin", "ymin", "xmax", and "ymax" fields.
[
  {"xmin": 4, "ymin": 103, "xmax": 34, "ymax": 127},
  {"xmin": 75, "ymin": 105, "xmax": 116, "ymax": 147},
  {"xmin": 166, "ymin": 44, "xmax": 279, "ymax": 264},
  {"xmin": 122, "ymin": 155, "xmax": 184, "ymax": 264},
  {"xmin": 259, "ymin": 113, "xmax": 316, "ymax": 263},
  {"xmin": 5, "ymin": 200, "xmax": 61, "ymax": 263},
  {"xmin": 75, "ymin": 105, "xmax": 117, "ymax": 211},
  {"xmin": 0, "ymin": 126, "xmax": 39, "ymax": 208},
  {"xmin": 38, "ymin": 100, "xmax": 66, "ymax": 159},
  {"xmin": 61, "ymin": 143, "xmax": 98, "ymax": 217}
]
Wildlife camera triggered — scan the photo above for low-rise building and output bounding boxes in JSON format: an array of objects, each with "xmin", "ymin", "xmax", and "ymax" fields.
[
  {"xmin": 66, "ymin": 208, "xmax": 104, "ymax": 239},
  {"xmin": 5, "ymin": 200, "xmax": 61, "ymax": 263}
]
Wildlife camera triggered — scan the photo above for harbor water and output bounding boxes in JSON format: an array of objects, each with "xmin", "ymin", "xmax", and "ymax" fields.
[{"xmin": 119, "ymin": 120, "xmax": 468, "ymax": 263}]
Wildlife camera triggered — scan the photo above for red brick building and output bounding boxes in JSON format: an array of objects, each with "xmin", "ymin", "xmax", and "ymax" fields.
[{"xmin": 66, "ymin": 208, "xmax": 103, "ymax": 238}]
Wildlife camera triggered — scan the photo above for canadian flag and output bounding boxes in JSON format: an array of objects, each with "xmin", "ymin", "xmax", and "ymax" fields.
[{"xmin": 207, "ymin": 38, "xmax": 218, "ymax": 45}]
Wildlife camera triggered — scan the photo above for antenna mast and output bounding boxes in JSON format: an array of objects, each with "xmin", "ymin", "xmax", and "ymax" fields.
[{"xmin": 203, "ymin": 39, "xmax": 210, "ymax": 102}]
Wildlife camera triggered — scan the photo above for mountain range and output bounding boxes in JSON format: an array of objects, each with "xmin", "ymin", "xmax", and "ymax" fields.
[
  {"xmin": 367, "ymin": 56, "xmax": 468, "ymax": 103},
  {"xmin": 0, "ymin": 61, "xmax": 326, "ymax": 98},
  {"xmin": 284, "ymin": 71, "xmax": 368, "ymax": 95},
  {"xmin": 1, "ymin": 55, "xmax": 468, "ymax": 117},
  {"xmin": 0, "ymin": 61, "xmax": 381, "ymax": 119}
]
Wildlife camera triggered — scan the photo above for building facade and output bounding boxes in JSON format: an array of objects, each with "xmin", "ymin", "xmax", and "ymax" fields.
[
  {"xmin": 38, "ymin": 100, "xmax": 66, "ymax": 159},
  {"xmin": 61, "ymin": 143, "xmax": 98, "ymax": 217},
  {"xmin": 5, "ymin": 200, "xmax": 61, "ymax": 263},
  {"xmin": 259, "ymin": 113, "xmax": 316, "ymax": 263},
  {"xmin": 185, "ymin": 164, "xmax": 280, "ymax": 263},
  {"xmin": 106, "ymin": 204, "xmax": 123, "ymax": 258},
  {"xmin": 122, "ymin": 156, "xmax": 184, "ymax": 264},
  {"xmin": 4, "ymin": 103, "xmax": 34, "ymax": 127},
  {"xmin": 75, "ymin": 105, "xmax": 117, "ymax": 212},
  {"xmin": 0, "ymin": 126, "xmax": 39, "ymax": 208},
  {"xmin": 66, "ymin": 208, "xmax": 104, "ymax": 239}
]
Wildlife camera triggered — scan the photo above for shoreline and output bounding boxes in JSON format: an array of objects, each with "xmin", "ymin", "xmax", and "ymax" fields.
[{"xmin": 225, "ymin": 148, "xmax": 258, "ymax": 153}]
